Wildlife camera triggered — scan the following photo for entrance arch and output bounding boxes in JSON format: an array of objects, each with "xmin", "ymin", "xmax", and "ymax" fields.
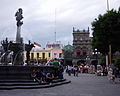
[{"xmin": 77, "ymin": 60, "xmax": 86, "ymax": 66}]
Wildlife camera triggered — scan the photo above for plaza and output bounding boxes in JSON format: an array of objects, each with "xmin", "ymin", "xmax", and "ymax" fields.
[
  {"xmin": 0, "ymin": 1, "xmax": 120, "ymax": 96},
  {"xmin": 0, "ymin": 73, "xmax": 120, "ymax": 96}
]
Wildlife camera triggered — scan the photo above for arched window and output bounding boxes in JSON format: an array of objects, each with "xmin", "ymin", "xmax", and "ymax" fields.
[
  {"xmin": 76, "ymin": 50, "xmax": 81, "ymax": 56},
  {"xmin": 83, "ymin": 50, "xmax": 87, "ymax": 55}
]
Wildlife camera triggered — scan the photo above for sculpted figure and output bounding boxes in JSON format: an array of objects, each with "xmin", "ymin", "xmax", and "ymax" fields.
[{"xmin": 15, "ymin": 8, "xmax": 23, "ymax": 26}]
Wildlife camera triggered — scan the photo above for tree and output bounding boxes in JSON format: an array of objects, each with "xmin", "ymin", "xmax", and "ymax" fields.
[
  {"xmin": 114, "ymin": 58, "xmax": 120, "ymax": 68},
  {"xmin": 99, "ymin": 56, "xmax": 106, "ymax": 66},
  {"xmin": 92, "ymin": 8, "xmax": 120, "ymax": 55},
  {"xmin": 63, "ymin": 45, "xmax": 74, "ymax": 65}
]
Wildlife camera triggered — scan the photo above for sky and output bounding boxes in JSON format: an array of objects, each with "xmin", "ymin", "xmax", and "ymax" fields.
[{"xmin": 0, "ymin": 0, "xmax": 119, "ymax": 47}]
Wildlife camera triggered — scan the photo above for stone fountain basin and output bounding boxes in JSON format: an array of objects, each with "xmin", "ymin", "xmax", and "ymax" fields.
[{"xmin": 0, "ymin": 65, "xmax": 55, "ymax": 80}]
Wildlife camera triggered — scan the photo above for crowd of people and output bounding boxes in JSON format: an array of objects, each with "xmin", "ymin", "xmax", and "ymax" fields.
[
  {"xmin": 31, "ymin": 58, "xmax": 120, "ymax": 84},
  {"xmin": 65, "ymin": 64, "xmax": 120, "ymax": 82},
  {"xmin": 31, "ymin": 58, "xmax": 64, "ymax": 85},
  {"xmin": 65, "ymin": 64, "xmax": 96, "ymax": 76},
  {"xmin": 31, "ymin": 69, "xmax": 55, "ymax": 85},
  {"xmin": 107, "ymin": 64, "xmax": 120, "ymax": 83}
]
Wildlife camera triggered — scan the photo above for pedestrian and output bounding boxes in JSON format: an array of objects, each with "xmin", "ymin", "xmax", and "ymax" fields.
[
  {"xmin": 73, "ymin": 65, "xmax": 79, "ymax": 77},
  {"xmin": 52, "ymin": 58, "xmax": 60, "ymax": 77},
  {"xmin": 52, "ymin": 58, "xmax": 60, "ymax": 68},
  {"xmin": 107, "ymin": 68, "xmax": 115, "ymax": 82},
  {"xmin": 103, "ymin": 66, "xmax": 107, "ymax": 76},
  {"xmin": 67, "ymin": 65, "xmax": 73, "ymax": 76},
  {"xmin": 80, "ymin": 65, "xmax": 83, "ymax": 73},
  {"xmin": 114, "ymin": 67, "xmax": 119, "ymax": 78},
  {"xmin": 58, "ymin": 64, "xmax": 64, "ymax": 79}
]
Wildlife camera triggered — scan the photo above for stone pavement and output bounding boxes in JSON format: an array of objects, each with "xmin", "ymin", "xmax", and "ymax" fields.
[{"xmin": 0, "ymin": 73, "xmax": 120, "ymax": 96}]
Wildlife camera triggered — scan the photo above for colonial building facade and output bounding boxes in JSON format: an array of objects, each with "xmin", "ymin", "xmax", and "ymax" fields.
[
  {"xmin": 29, "ymin": 41, "xmax": 63, "ymax": 63},
  {"xmin": 72, "ymin": 27, "xmax": 93, "ymax": 65}
]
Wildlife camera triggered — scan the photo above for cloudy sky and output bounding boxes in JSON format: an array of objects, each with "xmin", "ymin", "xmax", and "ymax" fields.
[{"xmin": 0, "ymin": 0, "xmax": 119, "ymax": 47}]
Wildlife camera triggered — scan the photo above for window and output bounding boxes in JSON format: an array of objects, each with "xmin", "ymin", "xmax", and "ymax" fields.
[
  {"xmin": 31, "ymin": 53, "xmax": 34, "ymax": 59},
  {"xmin": 54, "ymin": 53, "xmax": 57, "ymax": 56},
  {"xmin": 76, "ymin": 50, "xmax": 81, "ymax": 56},
  {"xmin": 83, "ymin": 50, "xmax": 87, "ymax": 56},
  {"xmin": 54, "ymin": 53, "xmax": 57, "ymax": 58},
  {"xmin": 42, "ymin": 53, "xmax": 45, "ymax": 59},
  {"xmin": 48, "ymin": 53, "xmax": 51, "ymax": 57},
  {"xmin": 59, "ymin": 53, "xmax": 62, "ymax": 58},
  {"xmin": 83, "ymin": 52, "xmax": 87, "ymax": 55},
  {"xmin": 37, "ymin": 53, "xmax": 39, "ymax": 58},
  {"xmin": 80, "ymin": 37, "xmax": 83, "ymax": 41},
  {"xmin": 75, "ymin": 37, "xmax": 77, "ymax": 40}
]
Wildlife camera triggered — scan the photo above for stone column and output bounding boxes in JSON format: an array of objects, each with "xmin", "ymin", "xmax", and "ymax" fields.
[{"xmin": 16, "ymin": 26, "xmax": 21, "ymax": 43}]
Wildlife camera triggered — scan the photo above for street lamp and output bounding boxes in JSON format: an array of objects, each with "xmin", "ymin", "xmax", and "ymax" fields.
[
  {"xmin": 92, "ymin": 48, "xmax": 99, "ymax": 68},
  {"xmin": 95, "ymin": 48, "xmax": 98, "ymax": 65}
]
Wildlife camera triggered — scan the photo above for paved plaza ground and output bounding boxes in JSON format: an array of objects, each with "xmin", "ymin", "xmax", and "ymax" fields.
[{"xmin": 0, "ymin": 73, "xmax": 120, "ymax": 96}]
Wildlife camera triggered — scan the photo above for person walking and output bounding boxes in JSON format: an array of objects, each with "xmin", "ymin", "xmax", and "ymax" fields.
[
  {"xmin": 73, "ymin": 65, "xmax": 79, "ymax": 77},
  {"xmin": 67, "ymin": 65, "xmax": 73, "ymax": 76},
  {"xmin": 107, "ymin": 68, "xmax": 115, "ymax": 82},
  {"xmin": 58, "ymin": 65, "xmax": 64, "ymax": 79}
]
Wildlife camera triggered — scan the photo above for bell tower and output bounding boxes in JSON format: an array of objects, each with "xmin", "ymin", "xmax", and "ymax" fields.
[{"xmin": 72, "ymin": 27, "xmax": 92, "ymax": 65}]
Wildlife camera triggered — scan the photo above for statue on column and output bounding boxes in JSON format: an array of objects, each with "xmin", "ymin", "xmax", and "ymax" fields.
[{"xmin": 15, "ymin": 8, "xmax": 23, "ymax": 27}]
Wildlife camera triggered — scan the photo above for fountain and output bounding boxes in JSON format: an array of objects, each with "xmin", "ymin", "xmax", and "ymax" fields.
[
  {"xmin": 1, "ymin": 8, "xmax": 34, "ymax": 65},
  {"xmin": 0, "ymin": 8, "xmax": 55, "ymax": 80},
  {"xmin": 0, "ymin": 9, "xmax": 71, "ymax": 90}
]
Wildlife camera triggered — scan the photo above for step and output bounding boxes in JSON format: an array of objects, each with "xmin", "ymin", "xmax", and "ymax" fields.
[
  {"xmin": 0, "ymin": 79, "xmax": 66, "ymax": 86},
  {"xmin": 0, "ymin": 79, "xmax": 34, "ymax": 83},
  {"xmin": 0, "ymin": 80, "xmax": 71, "ymax": 90},
  {"xmin": 0, "ymin": 78, "xmax": 66, "ymax": 83},
  {"xmin": 0, "ymin": 82, "xmax": 39, "ymax": 86}
]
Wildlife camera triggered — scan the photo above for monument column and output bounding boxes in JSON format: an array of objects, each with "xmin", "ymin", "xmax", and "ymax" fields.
[
  {"xmin": 16, "ymin": 26, "xmax": 21, "ymax": 43},
  {"xmin": 13, "ymin": 8, "xmax": 24, "ymax": 65},
  {"xmin": 15, "ymin": 8, "xmax": 23, "ymax": 43}
]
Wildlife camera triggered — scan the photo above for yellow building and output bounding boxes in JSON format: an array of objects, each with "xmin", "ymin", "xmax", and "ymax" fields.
[
  {"xmin": 27, "ymin": 42, "xmax": 63, "ymax": 64},
  {"xmin": 30, "ymin": 48, "xmax": 53, "ymax": 60}
]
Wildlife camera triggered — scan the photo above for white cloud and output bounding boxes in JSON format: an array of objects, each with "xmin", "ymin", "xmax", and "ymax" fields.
[{"xmin": 0, "ymin": 0, "xmax": 119, "ymax": 47}]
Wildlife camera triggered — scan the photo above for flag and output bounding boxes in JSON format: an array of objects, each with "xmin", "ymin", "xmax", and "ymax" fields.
[{"xmin": 34, "ymin": 42, "xmax": 41, "ymax": 47}]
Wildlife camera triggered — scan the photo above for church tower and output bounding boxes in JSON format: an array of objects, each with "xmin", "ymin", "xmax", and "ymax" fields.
[{"xmin": 72, "ymin": 27, "xmax": 92, "ymax": 65}]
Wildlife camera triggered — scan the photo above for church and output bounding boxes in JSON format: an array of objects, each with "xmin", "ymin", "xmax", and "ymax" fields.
[{"xmin": 72, "ymin": 27, "xmax": 93, "ymax": 65}]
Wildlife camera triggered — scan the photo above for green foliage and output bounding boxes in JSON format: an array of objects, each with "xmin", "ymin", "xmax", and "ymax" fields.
[
  {"xmin": 63, "ymin": 45, "xmax": 74, "ymax": 59},
  {"xmin": 63, "ymin": 45, "xmax": 74, "ymax": 65},
  {"xmin": 92, "ymin": 8, "xmax": 120, "ymax": 55},
  {"xmin": 99, "ymin": 56, "xmax": 106, "ymax": 66},
  {"xmin": 114, "ymin": 58, "xmax": 120, "ymax": 68}
]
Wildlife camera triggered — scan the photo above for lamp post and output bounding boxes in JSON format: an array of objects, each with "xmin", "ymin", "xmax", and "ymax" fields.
[
  {"xmin": 92, "ymin": 48, "xmax": 99, "ymax": 69},
  {"xmin": 95, "ymin": 48, "xmax": 98, "ymax": 65},
  {"xmin": 106, "ymin": 0, "xmax": 112, "ymax": 66}
]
